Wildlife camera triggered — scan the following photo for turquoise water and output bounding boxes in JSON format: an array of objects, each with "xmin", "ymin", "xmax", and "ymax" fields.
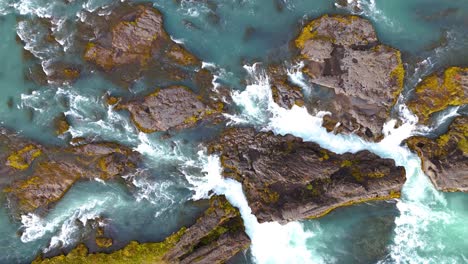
[{"xmin": 0, "ymin": 0, "xmax": 467, "ymax": 263}]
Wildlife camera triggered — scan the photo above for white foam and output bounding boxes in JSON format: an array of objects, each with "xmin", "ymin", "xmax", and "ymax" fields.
[{"xmin": 187, "ymin": 152, "xmax": 321, "ymax": 264}]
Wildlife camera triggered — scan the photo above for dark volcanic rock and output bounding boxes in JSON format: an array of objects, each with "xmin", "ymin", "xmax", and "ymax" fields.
[
  {"xmin": 294, "ymin": 15, "xmax": 404, "ymax": 141},
  {"xmin": 407, "ymin": 116, "xmax": 468, "ymax": 192},
  {"xmin": 0, "ymin": 131, "xmax": 140, "ymax": 215},
  {"xmin": 120, "ymin": 86, "xmax": 223, "ymax": 133},
  {"xmin": 407, "ymin": 67, "xmax": 467, "ymax": 125},
  {"xmin": 34, "ymin": 196, "xmax": 250, "ymax": 264},
  {"xmin": 210, "ymin": 128, "xmax": 405, "ymax": 223},
  {"xmin": 81, "ymin": 4, "xmax": 202, "ymax": 86}
]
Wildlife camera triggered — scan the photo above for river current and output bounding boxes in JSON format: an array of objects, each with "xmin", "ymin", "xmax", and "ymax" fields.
[{"xmin": 0, "ymin": 0, "xmax": 467, "ymax": 263}]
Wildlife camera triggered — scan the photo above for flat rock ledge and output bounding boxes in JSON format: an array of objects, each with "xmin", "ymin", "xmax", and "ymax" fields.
[{"xmin": 209, "ymin": 127, "xmax": 406, "ymax": 223}]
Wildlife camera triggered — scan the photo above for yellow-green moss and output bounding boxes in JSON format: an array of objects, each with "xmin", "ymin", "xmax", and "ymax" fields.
[
  {"xmin": 408, "ymin": 67, "xmax": 467, "ymax": 123},
  {"xmin": 6, "ymin": 145, "xmax": 42, "ymax": 170},
  {"xmin": 307, "ymin": 191, "xmax": 401, "ymax": 219},
  {"xmin": 34, "ymin": 228, "xmax": 187, "ymax": 264},
  {"xmin": 95, "ymin": 237, "xmax": 113, "ymax": 248},
  {"xmin": 389, "ymin": 50, "xmax": 405, "ymax": 99}
]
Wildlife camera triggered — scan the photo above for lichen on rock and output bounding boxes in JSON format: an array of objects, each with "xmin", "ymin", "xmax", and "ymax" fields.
[
  {"xmin": 407, "ymin": 67, "xmax": 467, "ymax": 124},
  {"xmin": 294, "ymin": 15, "xmax": 405, "ymax": 141},
  {"xmin": 407, "ymin": 116, "xmax": 468, "ymax": 192}
]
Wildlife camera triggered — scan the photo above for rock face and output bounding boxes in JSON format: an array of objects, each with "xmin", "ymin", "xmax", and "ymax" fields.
[
  {"xmin": 407, "ymin": 116, "xmax": 468, "ymax": 192},
  {"xmin": 0, "ymin": 131, "xmax": 140, "ymax": 215},
  {"xmin": 120, "ymin": 86, "xmax": 223, "ymax": 133},
  {"xmin": 294, "ymin": 15, "xmax": 404, "ymax": 141},
  {"xmin": 81, "ymin": 4, "xmax": 201, "ymax": 86},
  {"xmin": 34, "ymin": 196, "xmax": 250, "ymax": 264},
  {"xmin": 407, "ymin": 67, "xmax": 467, "ymax": 124},
  {"xmin": 210, "ymin": 128, "xmax": 406, "ymax": 223}
]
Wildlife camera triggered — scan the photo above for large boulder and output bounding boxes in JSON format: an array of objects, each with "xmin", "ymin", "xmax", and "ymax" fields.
[
  {"xmin": 407, "ymin": 67, "xmax": 467, "ymax": 124},
  {"xmin": 0, "ymin": 131, "xmax": 140, "ymax": 215},
  {"xmin": 210, "ymin": 128, "xmax": 406, "ymax": 223},
  {"xmin": 407, "ymin": 116, "xmax": 468, "ymax": 192},
  {"xmin": 80, "ymin": 3, "xmax": 202, "ymax": 86},
  {"xmin": 119, "ymin": 86, "xmax": 223, "ymax": 133},
  {"xmin": 294, "ymin": 15, "xmax": 404, "ymax": 141},
  {"xmin": 33, "ymin": 196, "xmax": 250, "ymax": 264}
]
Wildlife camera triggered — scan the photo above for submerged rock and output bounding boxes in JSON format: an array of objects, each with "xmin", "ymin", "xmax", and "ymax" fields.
[
  {"xmin": 119, "ymin": 86, "xmax": 223, "ymax": 133},
  {"xmin": 0, "ymin": 132, "xmax": 140, "ymax": 215},
  {"xmin": 407, "ymin": 67, "xmax": 467, "ymax": 124},
  {"xmin": 294, "ymin": 15, "xmax": 404, "ymax": 141},
  {"xmin": 80, "ymin": 4, "xmax": 202, "ymax": 86},
  {"xmin": 407, "ymin": 116, "xmax": 468, "ymax": 192},
  {"xmin": 34, "ymin": 196, "xmax": 250, "ymax": 264},
  {"xmin": 210, "ymin": 128, "xmax": 405, "ymax": 223}
]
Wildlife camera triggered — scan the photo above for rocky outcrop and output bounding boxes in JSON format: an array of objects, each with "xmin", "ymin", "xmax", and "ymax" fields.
[
  {"xmin": 119, "ymin": 86, "xmax": 223, "ymax": 133},
  {"xmin": 268, "ymin": 65, "xmax": 305, "ymax": 109},
  {"xmin": 80, "ymin": 3, "xmax": 202, "ymax": 86},
  {"xmin": 34, "ymin": 196, "xmax": 250, "ymax": 264},
  {"xmin": 294, "ymin": 15, "xmax": 404, "ymax": 141},
  {"xmin": 163, "ymin": 196, "xmax": 250, "ymax": 263},
  {"xmin": 210, "ymin": 128, "xmax": 405, "ymax": 223},
  {"xmin": 407, "ymin": 67, "xmax": 467, "ymax": 124},
  {"xmin": 0, "ymin": 131, "xmax": 140, "ymax": 215},
  {"xmin": 407, "ymin": 116, "xmax": 468, "ymax": 192}
]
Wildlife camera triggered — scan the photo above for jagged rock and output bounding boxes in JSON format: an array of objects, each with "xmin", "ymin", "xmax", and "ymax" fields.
[
  {"xmin": 80, "ymin": 3, "xmax": 202, "ymax": 86},
  {"xmin": 294, "ymin": 15, "xmax": 404, "ymax": 141},
  {"xmin": 33, "ymin": 196, "xmax": 250, "ymax": 264},
  {"xmin": 210, "ymin": 128, "xmax": 406, "ymax": 223},
  {"xmin": 268, "ymin": 65, "xmax": 305, "ymax": 109},
  {"xmin": 0, "ymin": 131, "xmax": 140, "ymax": 215},
  {"xmin": 119, "ymin": 86, "xmax": 223, "ymax": 133},
  {"xmin": 407, "ymin": 67, "xmax": 467, "ymax": 124},
  {"xmin": 164, "ymin": 196, "xmax": 250, "ymax": 263},
  {"xmin": 407, "ymin": 116, "xmax": 468, "ymax": 192}
]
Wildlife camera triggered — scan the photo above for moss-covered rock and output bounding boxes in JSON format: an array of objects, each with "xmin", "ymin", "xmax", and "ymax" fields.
[
  {"xmin": 2, "ymin": 139, "xmax": 140, "ymax": 215},
  {"xmin": 407, "ymin": 67, "xmax": 467, "ymax": 124},
  {"xmin": 209, "ymin": 128, "xmax": 406, "ymax": 223},
  {"xmin": 406, "ymin": 116, "xmax": 468, "ymax": 192},
  {"xmin": 80, "ymin": 3, "xmax": 203, "ymax": 87}
]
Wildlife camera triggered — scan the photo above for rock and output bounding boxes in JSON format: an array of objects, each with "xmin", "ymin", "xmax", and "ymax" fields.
[
  {"xmin": 268, "ymin": 65, "xmax": 305, "ymax": 109},
  {"xmin": 407, "ymin": 67, "xmax": 467, "ymax": 124},
  {"xmin": 95, "ymin": 237, "xmax": 113, "ymax": 248},
  {"xmin": 54, "ymin": 113, "xmax": 70, "ymax": 136},
  {"xmin": 164, "ymin": 196, "xmax": 250, "ymax": 263},
  {"xmin": 407, "ymin": 116, "xmax": 468, "ymax": 192},
  {"xmin": 210, "ymin": 128, "xmax": 406, "ymax": 223},
  {"xmin": 120, "ymin": 86, "xmax": 223, "ymax": 133},
  {"xmin": 294, "ymin": 15, "xmax": 404, "ymax": 141},
  {"xmin": 0, "ymin": 132, "xmax": 140, "ymax": 215},
  {"xmin": 81, "ymin": 4, "xmax": 202, "ymax": 86},
  {"xmin": 33, "ymin": 196, "xmax": 250, "ymax": 264}
]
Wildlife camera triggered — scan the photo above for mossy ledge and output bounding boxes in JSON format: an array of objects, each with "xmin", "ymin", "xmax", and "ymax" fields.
[{"xmin": 33, "ymin": 228, "xmax": 187, "ymax": 264}]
